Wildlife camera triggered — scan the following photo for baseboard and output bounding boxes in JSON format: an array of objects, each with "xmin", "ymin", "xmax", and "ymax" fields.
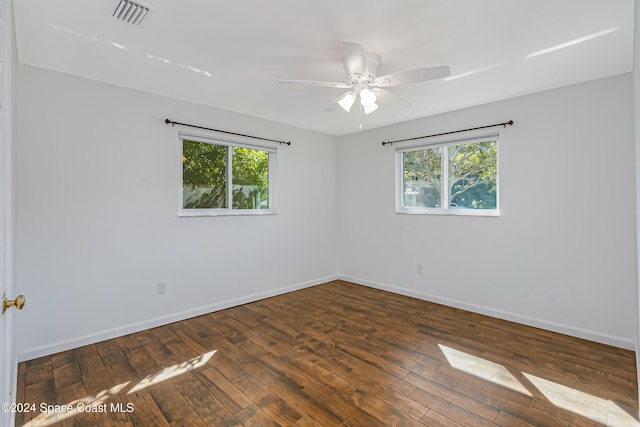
[
  {"xmin": 339, "ymin": 275, "xmax": 636, "ymax": 351},
  {"xmin": 18, "ymin": 274, "xmax": 339, "ymax": 362}
]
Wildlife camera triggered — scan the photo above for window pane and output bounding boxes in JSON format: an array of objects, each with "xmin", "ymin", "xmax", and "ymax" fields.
[
  {"xmin": 403, "ymin": 147, "xmax": 442, "ymax": 208},
  {"xmin": 232, "ymin": 147, "xmax": 269, "ymax": 209},
  {"xmin": 182, "ymin": 140, "xmax": 228, "ymax": 209},
  {"xmin": 448, "ymin": 140, "xmax": 497, "ymax": 209}
]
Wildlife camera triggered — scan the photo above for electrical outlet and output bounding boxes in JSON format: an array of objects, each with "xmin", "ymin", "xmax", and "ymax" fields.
[
  {"xmin": 417, "ymin": 264, "xmax": 424, "ymax": 275},
  {"xmin": 157, "ymin": 281, "xmax": 167, "ymax": 294}
]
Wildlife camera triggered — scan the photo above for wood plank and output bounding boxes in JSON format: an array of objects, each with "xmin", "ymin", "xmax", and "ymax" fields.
[
  {"xmin": 420, "ymin": 410, "xmax": 466, "ymax": 427},
  {"xmin": 195, "ymin": 367, "xmax": 253, "ymax": 413},
  {"xmin": 147, "ymin": 382, "xmax": 193, "ymax": 424},
  {"xmin": 170, "ymin": 373, "xmax": 242, "ymax": 427},
  {"xmin": 124, "ymin": 392, "xmax": 171, "ymax": 427},
  {"xmin": 493, "ymin": 411, "xmax": 537, "ymax": 427},
  {"xmin": 234, "ymin": 404, "xmax": 280, "ymax": 427},
  {"xmin": 409, "ymin": 387, "xmax": 498, "ymax": 427}
]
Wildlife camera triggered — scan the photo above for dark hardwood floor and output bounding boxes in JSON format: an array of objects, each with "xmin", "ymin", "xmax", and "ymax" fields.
[{"xmin": 15, "ymin": 280, "xmax": 638, "ymax": 426}]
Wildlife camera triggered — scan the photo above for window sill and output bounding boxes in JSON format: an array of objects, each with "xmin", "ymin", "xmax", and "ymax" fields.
[
  {"xmin": 396, "ymin": 208, "xmax": 500, "ymax": 217},
  {"xmin": 178, "ymin": 209, "xmax": 277, "ymax": 217}
]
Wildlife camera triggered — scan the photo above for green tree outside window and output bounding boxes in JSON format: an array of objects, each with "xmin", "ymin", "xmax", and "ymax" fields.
[{"xmin": 182, "ymin": 140, "xmax": 269, "ymax": 210}]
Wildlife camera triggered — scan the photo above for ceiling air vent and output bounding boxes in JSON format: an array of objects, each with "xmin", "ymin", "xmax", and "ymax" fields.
[{"xmin": 112, "ymin": 0, "xmax": 153, "ymax": 26}]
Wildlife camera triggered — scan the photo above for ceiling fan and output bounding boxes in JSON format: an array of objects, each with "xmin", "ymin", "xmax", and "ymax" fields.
[{"xmin": 278, "ymin": 42, "xmax": 451, "ymax": 114}]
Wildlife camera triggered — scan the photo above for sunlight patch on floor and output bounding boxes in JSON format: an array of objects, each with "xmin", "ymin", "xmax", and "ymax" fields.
[
  {"xmin": 439, "ymin": 343, "xmax": 638, "ymax": 426},
  {"xmin": 128, "ymin": 350, "xmax": 217, "ymax": 394},
  {"xmin": 438, "ymin": 344, "xmax": 532, "ymax": 396},
  {"xmin": 523, "ymin": 373, "xmax": 639, "ymax": 427},
  {"xmin": 23, "ymin": 382, "xmax": 130, "ymax": 427},
  {"xmin": 21, "ymin": 349, "xmax": 217, "ymax": 427}
]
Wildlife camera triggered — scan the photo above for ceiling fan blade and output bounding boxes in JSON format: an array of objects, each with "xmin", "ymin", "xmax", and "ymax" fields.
[
  {"xmin": 342, "ymin": 42, "xmax": 367, "ymax": 76},
  {"xmin": 376, "ymin": 65, "xmax": 451, "ymax": 87},
  {"xmin": 278, "ymin": 79, "xmax": 350, "ymax": 88},
  {"xmin": 376, "ymin": 88, "xmax": 411, "ymax": 109},
  {"xmin": 322, "ymin": 102, "xmax": 340, "ymax": 113}
]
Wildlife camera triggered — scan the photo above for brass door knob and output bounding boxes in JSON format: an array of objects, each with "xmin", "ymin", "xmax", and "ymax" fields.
[{"xmin": 2, "ymin": 293, "xmax": 25, "ymax": 315}]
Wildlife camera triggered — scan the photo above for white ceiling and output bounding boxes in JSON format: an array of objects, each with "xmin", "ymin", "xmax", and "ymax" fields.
[{"xmin": 13, "ymin": 0, "xmax": 635, "ymax": 136}]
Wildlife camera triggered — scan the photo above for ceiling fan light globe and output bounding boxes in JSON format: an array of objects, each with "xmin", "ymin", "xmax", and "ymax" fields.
[
  {"xmin": 359, "ymin": 88, "xmax": 377, "ymax": 106},
  {"xmin": 338, "ymin": 92, "xmax": 356, "ymax": 112},
  {"xmin": 364, "ymin": 103, "xmax": 378, "ymax": 114}
]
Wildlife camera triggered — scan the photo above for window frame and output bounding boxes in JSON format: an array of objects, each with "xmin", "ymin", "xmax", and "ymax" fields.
[
  {"xmin": 395, "ymin": 131, "xmax": 500, "ymax": 216},
  {"xmin": 178, "ymin": 131, "xmax": 277, "ymax": 217}
]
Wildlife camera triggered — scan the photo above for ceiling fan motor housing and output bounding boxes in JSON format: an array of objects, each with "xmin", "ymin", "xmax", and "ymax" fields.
[{"xmin": 347, "ymin": 51, "xmax": 381, "ymax": 84}]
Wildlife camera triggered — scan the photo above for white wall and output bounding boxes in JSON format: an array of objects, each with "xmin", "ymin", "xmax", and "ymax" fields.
[
  {"xmin": 14, "ymin": 65, "xmax": 638, "ymax": 359},
  {"xmin": 338, "ymin": 73, "xmax": 637, "ymax": 349},
  {"xmin": 15, "ymin": 65, "xmax": 339, "ymax": 360}
]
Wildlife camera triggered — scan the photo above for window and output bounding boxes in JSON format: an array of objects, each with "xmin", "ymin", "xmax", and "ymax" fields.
[
  {"xmin": 180, "ymin": 132, "xmax": 276, "ymax": 216},
  {"xmin": 396, "ymin": 133, "xmax": 498, "ymax": 215}
]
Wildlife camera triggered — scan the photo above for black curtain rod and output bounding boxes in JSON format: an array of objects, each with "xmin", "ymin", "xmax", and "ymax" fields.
[
  {"xmin": 165, "ymin": 119, "xmax": 291, "ymax": 146},
  {"xmin": 381, "ymin": 120, "xmax": 513, "ymax": 146}
]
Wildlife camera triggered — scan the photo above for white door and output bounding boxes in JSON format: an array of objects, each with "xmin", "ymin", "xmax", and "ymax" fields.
[{"xmin": 0, "ymin": 0, "xmax": 18, "ymax": 426}]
